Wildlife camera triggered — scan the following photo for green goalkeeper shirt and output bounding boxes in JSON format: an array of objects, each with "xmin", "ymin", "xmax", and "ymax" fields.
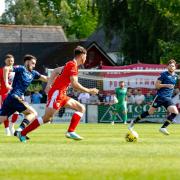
[{"xmin": 115, "ymin": 87, "xmax": 127, "ymax": 105}]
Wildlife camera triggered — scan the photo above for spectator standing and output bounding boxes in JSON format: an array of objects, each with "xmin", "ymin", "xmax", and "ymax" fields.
[
  {"xmin": 104, "ymin": 93, "xmax": 112, "ymax": 105},
  {"xmin": 134, "ymin": 89, "xmax": 145, "ymax": 105},
  {"xmin": 89, "ymin": 94, "xmax": 99, "ymax": 104},
  {"xmin": 24, "ymin": 91, "xmax": 31, "ymax": 104},
  {"xmin": 127, "ymin": 92, "xmax": 135, "ymax": 104},
  {"xmin": 145, "ymin": 90, "xmax": 154, "ymax": 105},
  {"xmin": 31, "ymin": 91, "xmax": 43, "ymax": 104},
  {"xmin": 78, "ymin": 92, "xmax": 90, "ymax": 104},
  {"xmin": 98, "ymin": 93, "xmax": 105, "ymax": 104}
]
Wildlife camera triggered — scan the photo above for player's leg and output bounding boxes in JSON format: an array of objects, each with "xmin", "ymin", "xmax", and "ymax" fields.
[
  {"xmin": 0, "ymin": 95, "xmax": 16, "ymax": 127},
  {"xmin": 3, "ymin": 120, "xmax": 10, "ymax": 136},
  {"xmin": 0, "ymin": 94, "xmax": 11, "ymax": 136},
  {"xmin": 16, "ymin": 105, "xmax": 37, "ymax": 132},
  {"xmin": 16, "ymin": 107, "xmax": 57, "ymax": 142},
  {"xmin": 111, "ymin": 111, "xmax": 117, "ymax": 125},
  {"xmin": 159, "ymin": 104, "xmax": 178, "ymax": 135},
  {"xmin": 129, "ymin": 106, "xmax": 156, "ymax": 130},
  {"xmin": 0, "ymin": 116, "xmax": 9, "ymax": 124},
  {"xmin": 9, "ymin": 112, "xmax": 19, "ymax": 135},
  {"xmin": 11, "ymin": 96, "xmax": 37, "ymax": 140},
  {"xmin": 64, "ymin": 98, "xmax": 85, "ymax": 140},
  {"xmin": 110, "ymin": 105, "xmax": 117, "ymax": 125},
  {"xmin": 121, "ymin": 103, "xmax": 128, "ymax": 124},
  {"xmin": 129, "ymin": 96, "xmax": 160, "ymax": 130},
  {"xmin": 16, "ymin": 90, "xmax": 61, "ymax": 142}
]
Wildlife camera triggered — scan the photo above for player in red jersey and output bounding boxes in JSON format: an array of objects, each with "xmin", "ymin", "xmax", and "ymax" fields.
[
  {"xmin": 0, "ymin": 54, "xmax": 19, "ymax": 136},
  {"xmin": 17, "ymin": 46, "xmax": 99, "ymax": 142}
]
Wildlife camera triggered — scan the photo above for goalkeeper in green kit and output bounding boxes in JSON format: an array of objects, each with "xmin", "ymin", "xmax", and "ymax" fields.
[{"xmin": 112, "ymin": 81, "xmax": 128, "ymax": 124}]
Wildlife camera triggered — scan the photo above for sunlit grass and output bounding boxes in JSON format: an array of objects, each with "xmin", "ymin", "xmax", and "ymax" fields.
[{"xmin": 0, "ymin": 123, "xmax": 180, "ymax": 180}]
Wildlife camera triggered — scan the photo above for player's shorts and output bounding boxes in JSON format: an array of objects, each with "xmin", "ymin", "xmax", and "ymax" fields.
[
  {"xmin": 151, "ymin": 95, "xmax": 174, "ymax": 109},
  {"xmin": 46, "ymin": 89, "xmax": 70, "ymax": 110},
  {"xmin": 0, "ymin": 94, "xmax": 27, "ymax": 117}
]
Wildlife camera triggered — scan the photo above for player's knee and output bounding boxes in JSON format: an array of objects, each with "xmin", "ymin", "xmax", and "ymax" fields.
[
  {"xmin": 168, "ymin": 106, "xmax": 179, "ymax": 114},
  {"xmin": 42, "ymin": 112, "xmax": 54, "ymax": 123},
  {"xmin": 0, "ymin": 116, "xmax": 8, "ymax": 123},
  {"xmin": 33, "ymin": 111, "xmax": 38, "ymax": 117},
  {"xmin": 79, "ymin": 104, "xmax": 85, "ymax": 113},
  {"xmin": 148, "ymin": 110, "xmax": 154, "ymax": 115},
  {"xmin": 123, "ymin": 111, "xmax": 127, "ymax": 114},
  {"xmin": 42, "ymin": 116, "xmax": 52, "ymax": 123}
]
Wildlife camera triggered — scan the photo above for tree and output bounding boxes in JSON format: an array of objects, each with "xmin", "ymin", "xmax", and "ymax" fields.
[
  {"xmin": 96, "ymin": 0, "xmax": 180, "ymax": 64},
  {"xmin": 0, "ymin": 0, "xmax": 59, "ymax": 25},
  {"xmin": 151, "ymin": 0, "xmax": 180, "ymax": 63},
  {"xmin": 38, "ymin": 0, "xmax": 98, "ymax": 39}
]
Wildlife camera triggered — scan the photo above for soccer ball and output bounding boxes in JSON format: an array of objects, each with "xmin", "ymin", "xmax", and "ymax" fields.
[{"xmin": 125, "ymin": 131, "xmax": 139, "ymax": 142}]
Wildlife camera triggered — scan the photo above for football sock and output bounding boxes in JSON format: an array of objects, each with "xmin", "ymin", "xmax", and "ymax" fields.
[
  {"xmin": 3, "ymin": 120, "xmax": 9, "ymax": 128},
  {"xmin": 21, "ymin": 117, "xmax": 43, "ymax": 136},
  {"xmin": 161, "ymin": 113, "xmax": 177, "ymax": 128},
  {"xmin": 68, "ymin": 112, "xmax": 83, "ymax": 132},
  {"xmin": 18, "ymin": 119, "xmax": 30, "ymax": 130},
  {"xmin": 134, "ymin": 111, "xmax": 149, "ymax": 123},
  {"xmin": 11, "ymin": 113, "xmax": 19, "ymax": 123},
  {"xmin": 122, "ymin": 113, "xmax": 127, "ymax": 123}
]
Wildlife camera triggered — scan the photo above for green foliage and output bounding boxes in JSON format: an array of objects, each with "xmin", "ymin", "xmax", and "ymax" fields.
[
  {"xmin": 1, "ymin": 0, "xmax": 47, "ymax": 25},
  {"xmin": 96, "ymin": 0, "xmax": 180, "ymax": 64},
  {"xmin": 27, "ymin": 81, "xmax": 43, "ymax": 92},
  {"xmin": 159, "ymin": 40, "xmax": 180, "ymax": 64},
  {"xmin": 39, "ymin": 0, "xmax": 98, "ymax": 39}
]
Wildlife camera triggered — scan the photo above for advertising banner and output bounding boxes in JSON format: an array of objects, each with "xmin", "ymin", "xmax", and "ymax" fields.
[
  {"xmin": 98, "ymin": 104, "xmax": 167, "ymax": 123},
  {"xmin": 102, "ymin": 64, "xmax": 166, "ymax": 90}
]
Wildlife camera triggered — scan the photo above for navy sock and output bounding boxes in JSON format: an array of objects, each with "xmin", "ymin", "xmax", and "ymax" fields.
[
  {"xmin": 161, "ymin": 113, "xmax": 177, "ymax": 128},
  {"xmin": 134, "ymin": 111, "xmax": 149, "ymax": 123},
  {"xmin": 19, "ymin": 119, "xmax": 30, "ymax": 130}
]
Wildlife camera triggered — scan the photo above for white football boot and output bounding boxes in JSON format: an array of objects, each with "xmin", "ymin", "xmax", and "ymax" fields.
[{"xmin": 159, "ymin": 128, "xmax": 170, "ymax": 135}]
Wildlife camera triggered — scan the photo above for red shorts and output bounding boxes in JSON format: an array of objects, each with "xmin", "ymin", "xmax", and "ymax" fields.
[
  {"xmin": 46, "ymin": 89, "xmax": 70, "ymax": 110},
  {"xmin": 0, "ymin": 93, "xmax": 8, "ymax": 108}
]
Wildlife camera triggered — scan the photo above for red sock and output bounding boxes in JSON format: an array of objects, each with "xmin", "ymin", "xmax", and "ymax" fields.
[
  {"xmin": 4, "ymin": 120, "xmax": 9, "ymax": 128},
  {"xmin": 21, "ymin": 119, "xmax": 40, "ymax": 136},
  {"xmin": 68, "ymin": 112, "xmax": 83, "ymax": 132},
  {"xmin": 12, "ymin": 113, "xmax": 19, "ymax": 123}
]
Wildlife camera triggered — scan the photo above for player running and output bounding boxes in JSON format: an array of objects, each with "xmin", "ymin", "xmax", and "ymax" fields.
[
  {"xmin": 16, "ymin": 46, "xmax": 99, "ymax": 143},
  {"xmin": 0, "ymin": 55, "xmax": 48, "ymax": 134},
  {"xmin": 129, "ymin": 59, "xmax": 179, "ymax": 135},
  {"xmin": 0, "ymin": 54, "xmax": 19, "ymax": 136}
]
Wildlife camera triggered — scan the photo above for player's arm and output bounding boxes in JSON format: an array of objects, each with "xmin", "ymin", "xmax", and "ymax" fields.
[
  {"xmin": 38, "ymin": 75, "xmax": 49, "ymax": 82},
  {"xmin": 45, "ymin": 66, "xmax": 64, "ymax": 94},
  {"xmin": 155, "ymin": 80, "xmax": 174, "ymax": 89},
  {"xmin": 3, "ymin": 66, "xmax": 12, "ymax": 90},
  {"xmin": 70, "ymin": 75, "xmax": 99, "ymax": 95}
]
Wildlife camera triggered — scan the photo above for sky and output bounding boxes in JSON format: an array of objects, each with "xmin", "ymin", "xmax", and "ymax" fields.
[{"xmin": 0, "ymin": 0, "xmax": 5, "ymax": 16}]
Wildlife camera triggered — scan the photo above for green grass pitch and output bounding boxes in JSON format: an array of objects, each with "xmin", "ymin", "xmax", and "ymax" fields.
[{"xmin": 1, "ymin": 123, "xmax": 180, "ymax": 180}]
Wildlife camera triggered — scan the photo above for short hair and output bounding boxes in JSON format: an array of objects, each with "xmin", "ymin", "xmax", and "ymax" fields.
[
  {"xmin": 5, "ymin": 54, "xmax": 14, "ymax": 59},
  {"xmin": 23, "ymin": 54, "xmax": 37, "ymax": 62},
  {"xmin": 119, "ymin": 81, "xmax": 124, "ymax": 83},
  {"xmin": 74, "ymin": 46, "xmax": 87, "ymax": 57},
  {"xmin": 168, "ymin": 59, "xmax": 176, "ymax": 65}
]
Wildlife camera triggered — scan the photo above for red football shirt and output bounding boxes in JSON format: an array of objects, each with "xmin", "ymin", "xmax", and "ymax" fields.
[
  {"xmin": 50, "ymin": 60, "xmax": 78, "ymax": 93},
  {"xmin": 0, "ymin": 67, "xmax": 15, "ymax": 95}
]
